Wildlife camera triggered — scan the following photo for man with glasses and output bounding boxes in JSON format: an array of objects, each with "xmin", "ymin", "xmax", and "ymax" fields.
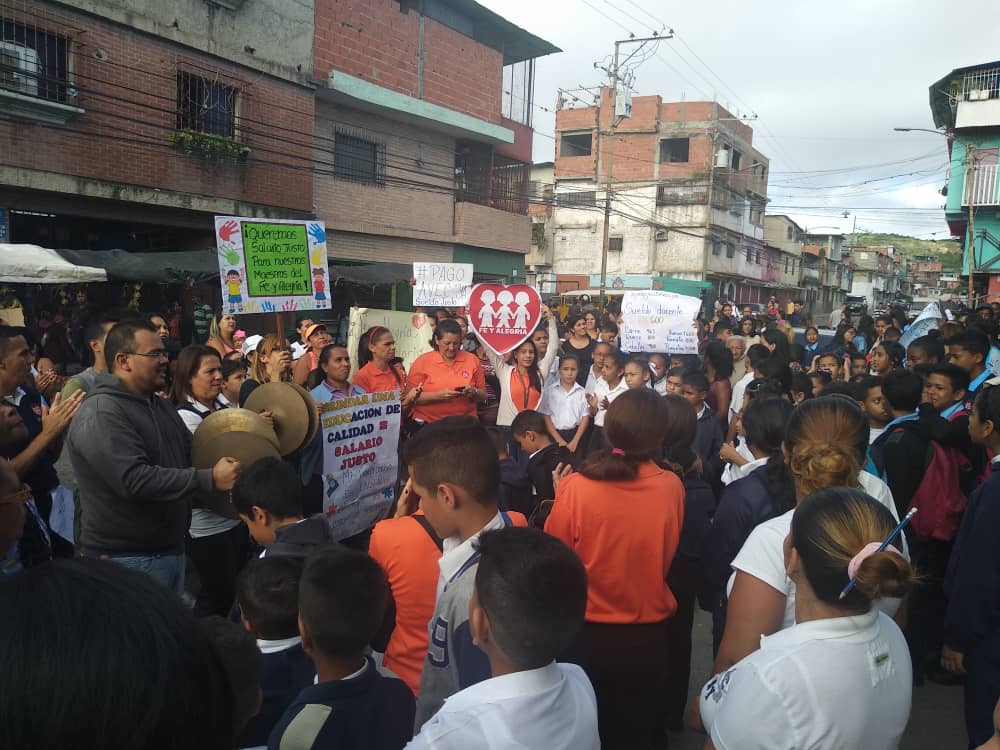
[
  {"xmin": 0, "ymin": 326, "xmax": 83, "ymax": 558},
  {"xmin": 67, "ymin": 321, "xmax": 241, "ymax": 593}
]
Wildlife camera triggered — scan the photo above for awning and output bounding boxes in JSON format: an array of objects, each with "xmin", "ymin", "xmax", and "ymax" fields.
[
  {"xmin": 53, "ymin": 249, "xmax": 218, "ymax": 284},
  {"xmin": 0, "ymin": 244, "xmax": 107, "ymax": 283}
]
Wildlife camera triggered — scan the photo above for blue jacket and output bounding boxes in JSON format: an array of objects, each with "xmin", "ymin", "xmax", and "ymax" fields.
[
  {"xmin": 268, "ymin": 656, "xmax": 414, "ymax": 750},
  {"xmin": 239, "ymin": 642, "xmax": 315, "ymax": 748},
  {"xmin": 945, "ymin": 463, "xmax": 1000, "ymax": 658}
]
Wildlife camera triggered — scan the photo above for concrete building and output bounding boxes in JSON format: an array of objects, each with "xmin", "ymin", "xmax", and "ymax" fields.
[
  {"xmin": 525, "ymin": 160, "xmax": 555, "ymax": 290},
  {"xmin": 802, "ymin": 232, "xmax": 853, "ymax": 316},
  {"xmin": 910, "ymin": 255, "xmax": 943, "ymax": 297},
  {"xmin": 930, "ymin": 61, "xmax": 1000, "ymax": 303},
  {"xmin": 548, "ymin": 93, "xmax": 770, "ymax": 304},
  {"xmin": 762, "ymin": 213, "xmax": 806, "ymax": 306},
  {"xmin": 842, "ymin": 244, "xmax": 903, "ymax": 310},
  {"xmin": 0, "ymin": 0, "xmax": 557, "ymax": 288}
]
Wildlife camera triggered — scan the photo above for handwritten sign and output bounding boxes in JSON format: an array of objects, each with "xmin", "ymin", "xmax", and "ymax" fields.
[
  {"xmin": 620, "ymin": 290, "xmax": 702, "ymax": 354},
  {"xmin": 213, "ymin": 216, "xmax": 331, "ymax": 314},
  {"xmin": 347, "ymin": 307, "xmax": 433, "ymax": 376},
  {"xmin": 320, "ymin": 391, "xmax": 401, "ymax": 540},
  {"xmin": 413, "ymin": 262, "xmax": 474, "ymax": 307}
]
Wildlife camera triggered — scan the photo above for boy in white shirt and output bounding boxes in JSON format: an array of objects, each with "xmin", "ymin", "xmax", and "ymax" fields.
[{"xmin": 405, "ymin": 527, "xmax": 598, "ymax": 750}]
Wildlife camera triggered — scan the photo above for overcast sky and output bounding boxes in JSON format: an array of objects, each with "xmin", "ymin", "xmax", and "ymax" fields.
[{"xmin": 479, "ymin": 0, "xmax": 1000, "ymax": 238}]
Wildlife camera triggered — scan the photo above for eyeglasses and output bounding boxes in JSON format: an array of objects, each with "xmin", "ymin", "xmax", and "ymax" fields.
[
  {"xmin": 128, "ymin": 349, "xmax": 169, "ymax": 360},
  {"xmin": 0, "ymin": 483, "xmax": 31, "ymax": 506}
]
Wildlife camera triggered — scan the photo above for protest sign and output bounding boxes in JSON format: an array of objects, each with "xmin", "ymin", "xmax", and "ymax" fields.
[
  {"xmin": 413, "ymin": 262, "xmax": 474, "ymax": 307},
  {"xmin": 899, "ymin": 302, "xmax": 941, "ymax": 349},
  {"xmin": 346, "ymin": 307, "xmax": 433, "ymax": 375},
  {"xmin": 620, "ymin": 290, "xmax": 702, "ymax": 354},
  {"xmin": 214, "ymin": 216, "xmax": 331, "ymax": 314},
  {"xmin": 467, "ymin": 283, "xmax": 541, "ymax": 355},
  {"xmin": 319, "ymin": 390, "xmax": 401, "ymax": 540}
]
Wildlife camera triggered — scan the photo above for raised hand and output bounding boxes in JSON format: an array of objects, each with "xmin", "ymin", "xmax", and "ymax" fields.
[
  {"xmin": 551, "ymin": 462, "xmax": 573, "ymax": 493},
  {"xmin": 307, "ymin": 223, "xmax": 326, "ymax": 245},
  {"xmin": 218, "ymin": 220, "xmax": 239, "ymax": 243},
  {"xmin": 260, "ymin": 300, "xmax": 276, "ymax": 313},
  {"xmin": 41, "ymin": 390, "xmax": 84, "ymax": 439},
  {"xmin": 281, "ymin": 299, "xmax": 298, "ymax": 312}
]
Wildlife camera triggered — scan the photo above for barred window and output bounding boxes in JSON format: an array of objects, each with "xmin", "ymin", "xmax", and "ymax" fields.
[
  {"xmin": 0, "ymin": 19, "xmax": 70, "ymax": 102},
  {"xmin": 334, "ymin": 132, "xmax": 385, "ymax": 185},
  {"xmin": 176, "ymin": 72, "xmax": 238, "ymax": 137}
]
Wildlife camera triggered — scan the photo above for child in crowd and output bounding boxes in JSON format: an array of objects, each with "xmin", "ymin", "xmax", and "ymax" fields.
[
  {"xmin": 907, "ymin": 335, "xmax": 945, "ymax": 369},
  {"xmin": 623, "ymin": 355, "xmax": 652, "ymax": 390},
  {"xmin": 233, "ymin": 458, "xmax": 336, "ymax": 558},
  {"xmin": 200, "ymin": 616, "xmax": 263, "ymax": 744},
  {"xmin": 220, "ymin": 357, "xmax": 247, "ymax": 407},
  {"xmin": 487, "ymin": 427, "xmax": 531, "ymax": 516},
  {"xmin": 404, "ymin": 417, "xmax": 518, "ymax": 728},
  {"xmin": 404, "ymin": 527, "xmax": 598, "ymax": 750},
  {"xmin": 665, "ymin": 365, "xmax": 685, "ymax": 395},
  {"xmin": 268, "ymin": 547, "xmax": 415, "ymax": 750},
  {"xmin": 584, "ymin": 341, "xmax": 613, "ymax": 394},
  {"xmin": 850, "ymin": 353, "xmax": 870, "ymax": 377},
  {"xmin": 538, "ymin": 354, "xmax": 590, "ymax": 467},
  {"xmin": 815, "ymin": 351, "xmax": 845, "ymax": 382},
  {"xmin": 649, "ymin": 353, "xmax": 669, "ymax": 395},
  {"xmin": 946, "ymin": 329, "xmax": 991, "ymax": 410},
  {"xmin": 599, "ymin": 321, "xmax": 619, "ymax": 348},
  {"xmin": 511, "ymin": 409, "xmax": 570, "ymax": 511},
  {"xmin": 236, "ymin": 556, "xmax": 315, "ymax": 749},
  {"xmin": 789, "ymin": 371, "xmax": 814, "ymax": 404},
  {"xmin": 586, "ymin": 350, "xmax": 628, "ymax": 452},
  {"xmin": 682, "ymin": 369, "xmax": 724, "ymax": 492},
  {"xmin": 808, "ymin": 370, "xmax": 831, "ymax": 397},
  {"xmin": 854, "ymin": 375, "xmax": 890, "ymax": 444}
]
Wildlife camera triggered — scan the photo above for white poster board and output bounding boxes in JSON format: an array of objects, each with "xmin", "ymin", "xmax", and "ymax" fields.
[
  {"xmin": 413, "ymin": 262, "xmax": 474, "ymax": 307},
  {"xmin": 620, "ymin": 290, "xmax": 702, "ymax": 354},
  {"xmin": 214, "ymin": 216, "xmax": 331, "ymax": 314},
  {"xmin": 319, "ymin": 391, "xmax": 401, "ymax": 540},
  {"xmin": 347, "ymin": 307, "xmax": 433, "ymax": 376}
]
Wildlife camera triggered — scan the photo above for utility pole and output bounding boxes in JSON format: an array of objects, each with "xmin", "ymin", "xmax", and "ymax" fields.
[
  {"xmin": 597, "ymin": 34, "xmax": 669, "ymax": 316},
  {"xmin": 966, "ymin": 142, "xmax": 976, "ymax": 308}
]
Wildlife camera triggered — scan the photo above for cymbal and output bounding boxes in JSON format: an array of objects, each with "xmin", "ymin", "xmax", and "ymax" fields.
[
  {"xmin": 191, "ymin": 408, "xmax": 280, "ymax": 469},
  {"xmin": 288, "ymin": 382, "xmax": 319, "ymax": 448},
  {"xmin": 244, "ymin": 382, "xmax": 313, "ymax": 456}
]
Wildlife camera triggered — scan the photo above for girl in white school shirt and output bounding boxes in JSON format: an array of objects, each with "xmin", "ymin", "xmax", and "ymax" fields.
[
  {"xmin": 693, "ymin": 395, "xmax": 903, "ymax": 728},
  {"xmin": 538, "ymin": 354, "xmax": 590, "ymax": 467},
  {"xmin": 700, "ymin": 487, "xmax": 913, "ymax": 750}
]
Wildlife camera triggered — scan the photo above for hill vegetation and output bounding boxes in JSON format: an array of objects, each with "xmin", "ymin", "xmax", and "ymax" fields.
[{"xmin": 852, "ymin": 232, "xmax": 962, "ymax": 271}]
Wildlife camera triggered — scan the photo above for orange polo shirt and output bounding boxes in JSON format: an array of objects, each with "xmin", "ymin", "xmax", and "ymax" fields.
[
  {"xmin": 509, "ymin": 370, "xmax": 541, "ymax": 412},
  {"xmin": 353, "ymin": 361, "xmax": 404, "ymax": 394},
  {"xmin": 368, "ymin": 509, "xmax": 528, "ymax": 696},
  {"xmin": 545, "ymin": 461, "xmax": 685, "ymax": 623},
  {"xmin": 407, "ymin": 349, "xmax": 484, "ymax": 422}
]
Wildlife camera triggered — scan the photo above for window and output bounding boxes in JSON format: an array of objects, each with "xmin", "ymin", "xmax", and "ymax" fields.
[
  {"xmin": 786, "ymin": 225, "xmax": 793, "ymax": 240},
  {"xmin": 608, "ymin": 236, "xmax": 623, "ymax": 252},
  {"xmin": 755, "ymin": 249, "xmax": 761, "ymax": 264},
  {"xmin": 712, "ymin": 241, "xmax": 722, "ymax": 256},
  {"xmin": 746, "ymin": 247, "xmax": 753, "ymax": 262},
  {"xmin": 176, "ymin": 72, "xmax": 238, "ymax": 137},
  {"xmin": 560, "ymin": 132, "xmax": 592, "ymax": 157},
  {"xmin": 659, "ymin": 138, "xmax": 690, "ymax": 163},
  {"xmin": 334, "ymin": 132, "xmax": 385, "ymax": 185},
  {"xmin": 784, "ymin": 256, "xmax": 789, "ymax": 273},
  {"xmin": 731, "ymin": 148, "xmax": 742, "ymax": 171},
  {"xmin": 556, "ymin": 190, "xmax": 597, "ymax": 207},
  {"xmin": 0, "ymin": 20, "xmax": 70, "ymax": 102},
  {"xmin": 725, "ymin": 243, "xmax": 735, "ymax": 258}
]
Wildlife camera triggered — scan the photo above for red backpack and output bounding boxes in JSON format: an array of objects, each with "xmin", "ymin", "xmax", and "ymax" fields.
[{"xmin": 903, "ymin": 439, "xmax": 969, "ymax": 542}]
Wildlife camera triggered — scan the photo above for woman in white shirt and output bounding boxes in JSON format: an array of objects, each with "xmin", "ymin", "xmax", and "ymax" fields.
[
  {"xmin": 170, "ymin": 345, "xmax": 247, "ymax": 617},
  {"xmin": 694, "ymin": 395, "xmax": 902, "ymax": 727},
  {"xmin": 700, "ymin": 486, "xmax": 914, "ymax": 750},
  {"xmin": 485, "ymin": 309, "xmax": 559, "ymax": 429}
]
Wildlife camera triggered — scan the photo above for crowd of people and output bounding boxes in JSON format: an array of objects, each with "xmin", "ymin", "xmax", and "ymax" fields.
[{"xmin": 1, "ymin": 290, "xmax": 1000, "ymax": 750}]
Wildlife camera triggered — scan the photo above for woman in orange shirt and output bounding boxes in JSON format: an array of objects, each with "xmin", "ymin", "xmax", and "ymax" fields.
[
  {"xmin": 407, "ymin": 319, "xmax": 485, "ymax": 424},
  {"xmin": 353, "ymin": 326, "xmax": 419, "ymax": 410},
  {"xmin": 546, "ymin": 387, "xmax": 685, "ymax": 750}
]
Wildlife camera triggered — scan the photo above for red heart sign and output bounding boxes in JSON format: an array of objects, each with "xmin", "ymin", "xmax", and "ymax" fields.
[
  {"xmin": 468, "ymin": 283, "xmax": 542, "ymax": 355},
  {"xmin": 411, "ymin": 313, "xmax": 427, "ymax": 329}
]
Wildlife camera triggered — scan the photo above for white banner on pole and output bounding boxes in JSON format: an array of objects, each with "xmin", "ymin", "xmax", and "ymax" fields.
[{"xmin": 620, "ymin": 290, "xmax": 702, "ymax": 354}]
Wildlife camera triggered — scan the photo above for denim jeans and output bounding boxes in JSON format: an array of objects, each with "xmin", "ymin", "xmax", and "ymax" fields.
[{"xmin": 110, "ymin": 553, "xmax": 185, "ymax": 596}]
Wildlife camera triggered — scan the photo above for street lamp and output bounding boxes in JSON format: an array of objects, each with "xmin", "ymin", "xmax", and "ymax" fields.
[{"xmin": 893, "ymin": 126, "xmax": 974, "ymax": 307}]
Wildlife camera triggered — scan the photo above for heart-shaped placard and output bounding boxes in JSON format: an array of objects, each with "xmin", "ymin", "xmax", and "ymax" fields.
[
  {"xmin": 411, "ymin": 313, "xmax": 427, "ymax": 329},
  {"xmin": 468, "ymin": 283, "xmax": 542, "ymax": 356}
]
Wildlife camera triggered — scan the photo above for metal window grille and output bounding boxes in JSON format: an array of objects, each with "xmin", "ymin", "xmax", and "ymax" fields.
[
  {"xmin": 962, "ymin": 67, "xmax": 1000, "ymax": 101},
  {"xmin": 555, "ymin": 190, "xmax": 597, "ymax": 207},
  {"xmin": 176, "ymin": 72, "xmax": 238, "ymax": 137},
  {"xmin": 333, "ymin": 132, "xmax": 385, "ymax": 185},
  {"xmin": 0, "ymin": 17, "xmax": 69, "ymax": 101},
  {"xmin": 608, "ymin": 236, "xmax": 623, "ymax": 252}
]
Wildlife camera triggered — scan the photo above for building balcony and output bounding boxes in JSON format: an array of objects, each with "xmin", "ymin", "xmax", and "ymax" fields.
[
  {"xmin": 963, "ymin": 163, "xmax": 1000, "ymax": 206},
  {"xmin": 455, "ymin": 201, "xmax": 530, "ymax": 255},
  {"xmin": 955, "ymin": 66, "xmax": 1000, "ymax": 129}
]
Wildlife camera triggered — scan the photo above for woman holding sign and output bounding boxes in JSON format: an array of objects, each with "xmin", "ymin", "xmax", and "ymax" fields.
[
  {"xmin": 487, "ymin": 305, "xmax": 559, "ymax": 428},
  {"xmin": 407, "ymin": 319, "xmax": 485, "ymax": 425}
]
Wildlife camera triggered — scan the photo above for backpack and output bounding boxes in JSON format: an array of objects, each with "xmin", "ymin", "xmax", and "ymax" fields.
[{"xmin": 897, "ymin": 432, "xmax": 970, "ymax": 543}]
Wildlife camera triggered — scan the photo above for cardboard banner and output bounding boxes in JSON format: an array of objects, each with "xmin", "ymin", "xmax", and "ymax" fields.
[
  {"xmin": 346, "ymin": 307, "xmax": 433, "ymax": 376},
  {"xmin": 214, "ymin": 216, "xmax": 331, "ymax": 314},
  {"xmin": 413, "ymin": 262, "xmax": 474, "ymax": 307},
  {"xmin": 320, "ymin": 390, "xmax": 401, "ymax": 540},
  {"xmin": 900, "ymin": 302, "xmax": 941, "ymax": 350},
  {"xmin": 467, "ymin": 283, "xmax": 541, "ymax": 355},
  {"xmin": 620, "ymin": 290, "xmax": 702, "ymax": 354}
]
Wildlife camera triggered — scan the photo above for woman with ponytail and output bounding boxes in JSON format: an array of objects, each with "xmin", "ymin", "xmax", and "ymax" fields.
[
  {"xmin": 352, "ymin": 326, "xmax": 420, "ymax": 411},
  {"xmin": 701, "ymin": 395, "xmax": 795, "ymax": 651},
  {"xmin": 702, "ymin": 395, "xmax": 903, "ymax": 692},
  {"xmin": 700, "ymin": 488, "xmax": 914, "ymax": 750},
  {"xmin": 545, "ymin": 388, "xmax": 685, "ymax": 748}
]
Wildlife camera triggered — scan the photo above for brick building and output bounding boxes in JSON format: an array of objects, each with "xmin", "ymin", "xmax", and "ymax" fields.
[
  {"xmin": 1, "ymin": 0, "xmax": 557, "ymax": 291},
  {"xmin": 0, "ymin": 0, "xmax": 315, "ymax": 251},
  {"xmin": 547, "ymin": 92, "xmax": 771, "ymax": 304}
]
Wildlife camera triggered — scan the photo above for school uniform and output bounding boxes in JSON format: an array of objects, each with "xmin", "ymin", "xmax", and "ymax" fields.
[
  {"xmin": 729, "ymin": 370, "xmax": 754, "ymax": 424},
  {"xmin": 415, "ymin": 511, "xmax": 515, "ymax": 729},
  {"xmin": 700, "ymin": 610, "xmax": 912, "ymax": 750},
  {"xmin": 404, "ymin": 662, "xmax": 599, "ymax": 750},
  {"xmin": 268, "ymin": 656, "xmax": 415, "ymax": 750},
  {"xmin": 720, "ymin": 442, "xmax": 760, "ymax": 486},
  {"xmin": 728, "ymin": 471, "xmax": 903, "ymax": 630},
  {"xmin": 944, "ymin": 458, "xmax": 1000, "ymax": 747},
  {"xmin": 963, "ymin": 368, "xmax": 991, "ymax": 413},
  {"xmin": 263, "ymin": 517, "xmax": 337, "ymax": 559},
  {"xmin": 527, "ymin": 443, "xmax": 571, "ymax": 505},
  {"xmin": 498, "ymin": 457, "xmax": 532, "ymax": 516},
  {"xmin": 238, "ymin": 636, "xmax": 315, "ymax": 748},
  {"xmin": 538, "ymin": 380, "xmax": 590, "ymax": 465},
  {"xmin": 589, "ymin": 377, "xmax": 627, "ymax": 454},
  {"xmin": 694, "ymin": 403, "xmax": 725, "ymax": 495}
]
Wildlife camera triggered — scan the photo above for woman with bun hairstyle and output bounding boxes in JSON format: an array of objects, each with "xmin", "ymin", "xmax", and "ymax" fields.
[
  {"xmin": 698, "ymin": 395, "xmax": 903, "ymax": 706},
  {"xmin": 352, "ymin": 326, "xmax": 420, "ymax": 412},
  {"xmin": 699, "ymin": 488, "xmax": 914, "ymax": 750},
  {"xmin": 545, "ymin": 388, "xmax": 685, "ymax": 749}
]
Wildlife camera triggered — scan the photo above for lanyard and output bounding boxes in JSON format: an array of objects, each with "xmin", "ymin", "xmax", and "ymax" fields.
[{"xmin": 515, "ymin": 370, "xmax": 533, "ymax": 409}]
